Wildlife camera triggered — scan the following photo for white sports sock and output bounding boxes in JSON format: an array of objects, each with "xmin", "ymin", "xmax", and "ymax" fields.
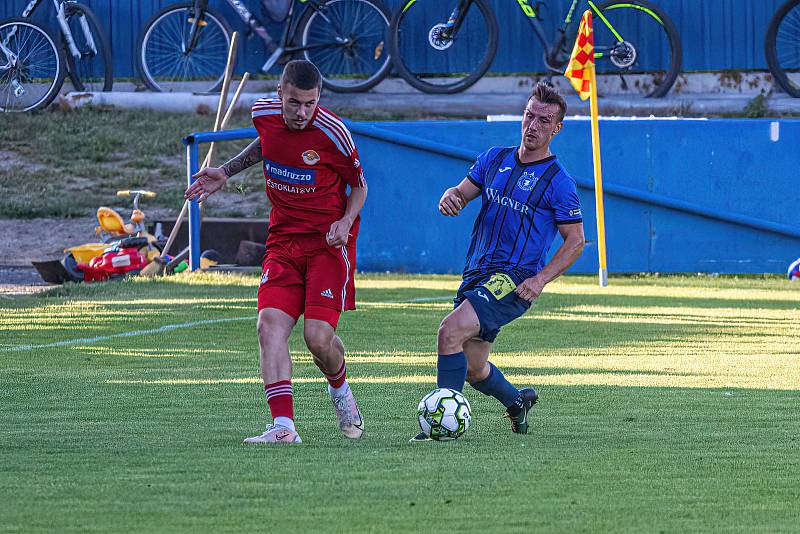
[
  {"xmin": 273, "ymin": 416, "xmax": 296, "ymax": 432},
  {"xmin": 328, "ymin": 380, "xmax": 350, "ymax": 397}
]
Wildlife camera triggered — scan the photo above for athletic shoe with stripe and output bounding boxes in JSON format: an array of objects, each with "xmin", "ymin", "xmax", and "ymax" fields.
[
  {"xmin": 502, "ymin": 387, "xmax": 539, "ymax": 434},
  {"xmin": 330, "ymin": 386, "xmax": 364, "ymax": 439},
  {"xmin": 243, "ymin": 423, "xmax": 301, "ymax": 444}
]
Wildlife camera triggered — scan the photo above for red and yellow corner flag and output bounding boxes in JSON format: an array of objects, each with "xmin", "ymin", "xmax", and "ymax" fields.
[
  {"xmin": 565, "ymin": 10, "xmax": 609, "ymax": 287},
  {"xmin": 564, "ymin": 11, "xmax": 594, "ymax": 101}
]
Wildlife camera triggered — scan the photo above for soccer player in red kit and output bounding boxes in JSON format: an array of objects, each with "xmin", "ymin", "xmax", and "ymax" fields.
[{"xmin": 184, "ymin": 60, "xmax": 366, "ymax": 444}]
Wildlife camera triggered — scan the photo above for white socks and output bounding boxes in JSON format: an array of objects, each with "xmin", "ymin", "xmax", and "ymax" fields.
[
  {"xmin": 274, "ymin": 416, "xmax": 296, "ymax": 432},
  {"xmin": 328, "ymin": 381, "xmax": 350, "ymax": 397}
]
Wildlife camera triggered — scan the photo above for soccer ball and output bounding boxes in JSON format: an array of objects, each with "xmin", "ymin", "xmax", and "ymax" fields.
[
  {"xmin": 417, "ymin": 388, "xmax": 472, "ymax": 441},
  {"xmin": 788, "ymin": 258, "xmax": 800, "ymax": 281}
]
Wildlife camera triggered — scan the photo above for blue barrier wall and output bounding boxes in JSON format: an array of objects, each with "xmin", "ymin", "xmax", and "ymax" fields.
[
  {"xmin": 1, "ymin": 0, "xmax": 789, "ymax": 79},
  {"xmin": 349, "ymin": 118, "xmax": 800, "ymax": 274},
  {"xmin": 183, "ymin": 119, "xmax": 800, "ymax": 274}
]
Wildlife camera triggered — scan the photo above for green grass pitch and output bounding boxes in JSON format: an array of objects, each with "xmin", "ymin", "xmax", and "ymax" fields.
[{"xmin": 1, "ymin": 274, "xmax": 799, "ymax": 532}]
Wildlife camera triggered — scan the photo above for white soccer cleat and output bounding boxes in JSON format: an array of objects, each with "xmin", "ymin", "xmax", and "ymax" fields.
[
  {"xmin": 330, "ymin": 386, "xmax": 364, "ymax": 439},
  {"xmin": 243, "ymin": 424, "xmax": 302, "ymax": 444}
]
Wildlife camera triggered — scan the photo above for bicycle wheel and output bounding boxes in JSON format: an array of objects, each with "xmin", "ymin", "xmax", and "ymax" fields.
[
  {"xmin": 389, "ymin": 0, "xmax": 498, "ymax": 94},
  {"xmin": 137, "ymin": 3, "xmax": 231, "ymax": 93},
  {"xmin": 766, "ymin": 0, "xmax": 800, "ymax": 98},
  {"xmin": 594, "ymin": 0, "xmax": 682, "ymax": 98},
  {"xmin": 0, "ymin": 18, "xmax": 65, "ymax": 112},
  {"xmin": 296, "ymin": 0, "xmax": 393, "ymax": 93},
  {"xmin": 63, "ymin": 3, "xmax": 113, "ymax": 92}
]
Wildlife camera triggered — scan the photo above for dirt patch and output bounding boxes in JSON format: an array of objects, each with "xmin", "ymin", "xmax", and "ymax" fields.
[
  {"xmin": 1, "ymin": 217, "xmax": 99, "ymax": 267},
  {"xmin": 0, "ymin": 150, "xmax": 47, "ymax": 173},
  {"xmin": 0, "ymin": 266, "xmax": 50, "ymax": 298}
]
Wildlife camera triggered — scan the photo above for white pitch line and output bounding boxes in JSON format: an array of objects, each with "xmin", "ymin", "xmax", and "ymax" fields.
[
  {"xmin": 2, "ymin": 296, "xmax": 453, "ymax": 352},
  {"xmin": 2, "ymin": 317, "xmax": 255, "ymax": 353}
]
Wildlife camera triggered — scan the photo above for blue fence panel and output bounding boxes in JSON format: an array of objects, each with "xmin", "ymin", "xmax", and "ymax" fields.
[
  {"xmin": 0, "ymin": 0, "xmax": 790, "ymax": 79},
  {"xmin": 349, "ymin": 118, "xmax": 800, "ymax": 274},
  {"xmin": 179, "ymin": 118, "xmax": 798, "ymax": 274}
]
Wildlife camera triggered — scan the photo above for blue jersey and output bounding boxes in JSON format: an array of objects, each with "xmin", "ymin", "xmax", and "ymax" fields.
[{"xmin": 463, "ymin": 146, "xmax": 582, "ymax": 277}]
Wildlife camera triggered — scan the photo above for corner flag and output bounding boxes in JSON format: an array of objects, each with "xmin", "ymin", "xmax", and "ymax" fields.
[
  {"xmin": 565, "ymin": 11, "xmax": 608, "ymax": 287},
  {"xmin": 564, "ymin": 11, "xmax": 594, "ymax": 101}
]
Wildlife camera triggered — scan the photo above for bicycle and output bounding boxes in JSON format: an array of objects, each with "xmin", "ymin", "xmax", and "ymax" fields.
[
  {"xmin": 1, "ymin": 19, "xmax": 62, "ymax": 111},
  {"xmin": 20, "ymin": 0, "xmax": 111, "ymax": 93},
  {"xmin": 765, "ymin": 0, "xmax": 800, "ymax": 98},
  {"xmin": 137, "ymin": 0, "xmax": 392, "ymax": 93},
  {"xmin": 388, "ymin": 0, "xmax": 682, "ymax": 96},
  {"xmin": 0, "ymin": 0, "xmax": 112, "ymax": 112}
]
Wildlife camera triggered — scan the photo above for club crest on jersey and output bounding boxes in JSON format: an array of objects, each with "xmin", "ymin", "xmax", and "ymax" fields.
[
  {"xmin": 517, "ymin": 171, "xmax": 538, "ymax": 192},
  {"xmin": 302, "ymin": 150, "xmax": 320, "ymax": 165}
]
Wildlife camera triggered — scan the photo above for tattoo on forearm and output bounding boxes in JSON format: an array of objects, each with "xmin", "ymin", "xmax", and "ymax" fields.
[{"xmin": 222, "ymin": 139, "xmax": 262, "ymax": 177}]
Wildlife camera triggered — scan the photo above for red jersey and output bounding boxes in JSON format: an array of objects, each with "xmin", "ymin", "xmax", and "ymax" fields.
[{"xmin": 251, "ymin": 97, "xmax": 366, "ymax": 241}]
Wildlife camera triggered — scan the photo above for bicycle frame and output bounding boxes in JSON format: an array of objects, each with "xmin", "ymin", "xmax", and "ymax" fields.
[
  {"xmin": 448, "ymin": 0, "xmax": 631, "ymax": 72},
  {"xmin": 190, "ymin": 0, "xmax": 350, "ymax": 74},
  {"xmin": 0, "ymin": 39, "xmax": 17, "ymax": 68},
  {"xmin": 20, "ymin": 0, "xmax": 98, "ymax": 62}
]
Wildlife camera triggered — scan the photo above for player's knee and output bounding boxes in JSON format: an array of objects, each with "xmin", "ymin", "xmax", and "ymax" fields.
[
  {"xmin": 304, "ymin": 326, "xmax": 333, "ymax": 355},
  {"xmin": 256, "ymin": 318, "xmax": 271, "ymax": 346},
  {"xmin": 256, "ymin": 315, "xmax": 287, "ymax": 349},
  {"xmin": 437, "ymin": 319, "xmax": 465, "ymax": 353}
]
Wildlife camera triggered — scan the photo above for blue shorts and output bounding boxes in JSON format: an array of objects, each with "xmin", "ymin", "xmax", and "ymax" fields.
[{"xmin": 454, "ymin": 271, "xmax": 531, "ymax": 343}]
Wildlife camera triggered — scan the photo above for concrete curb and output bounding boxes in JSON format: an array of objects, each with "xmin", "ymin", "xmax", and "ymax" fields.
[{"xmin": 61, "ymin": 71, "xmax": 800, "ymax": 117}]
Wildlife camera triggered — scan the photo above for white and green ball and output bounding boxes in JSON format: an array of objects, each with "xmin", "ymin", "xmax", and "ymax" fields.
[{"xmin": 417, "ymin": 388, "xmax": 472, "ymax": 440}]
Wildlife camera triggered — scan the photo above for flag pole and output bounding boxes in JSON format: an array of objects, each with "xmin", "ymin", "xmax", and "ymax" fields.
[{"xmin": 588, "ymin": 61, "xmax": 608, "ymax": 287}]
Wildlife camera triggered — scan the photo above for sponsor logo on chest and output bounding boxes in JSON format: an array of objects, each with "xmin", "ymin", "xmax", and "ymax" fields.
[
  {"xmin": 486, "ymin": 187, "xmax": 531, "ymax": 215},
  {"xmin": 263, "ymin": 159, "xmax": 316, "ymax": 185}
]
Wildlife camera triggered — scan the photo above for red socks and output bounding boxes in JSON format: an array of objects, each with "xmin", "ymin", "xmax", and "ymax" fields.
[
  {"xmin": 324, "ymin": 361, "xmax": 347, "ymax": 389},
  {"xmin": 265, "ymin": 380, "xmax": 293, "ymax": 420}
]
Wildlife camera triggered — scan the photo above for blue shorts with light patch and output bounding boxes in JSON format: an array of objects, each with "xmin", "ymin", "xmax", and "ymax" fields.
[{"xmin": 454, "ymin": 270, "xmax": 532, "ymax": 343}]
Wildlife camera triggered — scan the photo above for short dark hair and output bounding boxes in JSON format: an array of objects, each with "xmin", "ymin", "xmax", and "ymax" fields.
[
  {"xmin": 280, "ymin": 60, "xmax": 322, "ymax": 91},
  {"xmin": 529, "ymin": 81, "xmax": 567, "ymax": 122}
]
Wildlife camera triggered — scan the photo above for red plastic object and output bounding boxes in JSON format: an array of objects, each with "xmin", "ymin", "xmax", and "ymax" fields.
[{"xmin": 78, "ymin": 247, "xmax": 148, "ymax": 282}]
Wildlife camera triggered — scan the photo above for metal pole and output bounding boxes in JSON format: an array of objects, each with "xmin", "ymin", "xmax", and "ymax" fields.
[{"xmin": 186, "ymin": 140, "xmax": 201, "ymax": 271}]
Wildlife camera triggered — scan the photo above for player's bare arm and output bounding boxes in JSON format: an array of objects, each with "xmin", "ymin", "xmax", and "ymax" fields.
[
  {"xmin": 439, "ymin": 177, "xmax": 481, "ymax": 217},
  {"xmin": 327, "ymin": 182, "xmax": 367, "ymax": 248},
  {"xmin": 515, "ymin": 222, "xmax": 585, "ymax": 302},
  {"xmin": 184, "ymin": 138, "xmax": 261, "ymax": 202}
]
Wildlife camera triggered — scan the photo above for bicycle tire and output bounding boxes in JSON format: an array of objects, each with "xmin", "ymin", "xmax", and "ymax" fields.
[
  {"xmin": 594, "ymin": 0, "xmax": 681, "ymax": 98},
  {"xmin": 295, "ymin": 0, "xmax": 393, "ymax": 93},
  {"xmin": 0, "ymin": 18, "xmax": 65, "ymax": 112},
  {"xmin": 389, "ymin": 0, "xmax": 499, "ymax": 94},
  {"xmin": 137, "ymin": 3, "xmax": 232, "ymax": 93},
  {"xmin": 765, "ymin": 0, "xmax": 800, "ymax": 98},
  {"xmin": 63, "ymin": 3, "xmax": 113, "ymax": 92}
]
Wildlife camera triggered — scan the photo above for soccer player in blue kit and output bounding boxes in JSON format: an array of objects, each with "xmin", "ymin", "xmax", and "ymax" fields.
[{"xmin": 412, "ymin": 82, "xmax": 586, "ymax": 441}]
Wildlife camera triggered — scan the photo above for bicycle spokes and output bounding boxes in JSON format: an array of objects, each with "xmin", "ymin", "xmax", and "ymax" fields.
[
  {"xmin": 140, "ymin": 7, "xmax": 230, "ymax": 93},
  {"xmin": 0, "ymin": 21, "xmax": 62, "ymax": 112},
  {"xmin": 301, "ymin": 0, "xmax": 390, "ymax": 89},
  {"xmin": 392, "ymin": 0, "xmax": 496, "ymax": 91}
]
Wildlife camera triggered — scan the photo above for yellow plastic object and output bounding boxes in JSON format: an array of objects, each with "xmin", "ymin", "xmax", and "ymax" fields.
[
  {"xmin": 65, "ymin": 243, "xmax": 108, "ymax": 264},
  {"xmin": 117, "ymin": 190, "xmax": 156, "ymax": 198},
  {"xmin": 200, "ymin": 257, "xmax": 220, "ymax": 269},
  {"xmin": 96, "ymin": 207, "xmax": 133, "ymax": 236}
]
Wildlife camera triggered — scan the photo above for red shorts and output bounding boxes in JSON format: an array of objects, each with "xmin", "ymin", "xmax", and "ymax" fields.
[{"xmin": 257, "ymin": 234, "xmax": 356, "ymax": 329}]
